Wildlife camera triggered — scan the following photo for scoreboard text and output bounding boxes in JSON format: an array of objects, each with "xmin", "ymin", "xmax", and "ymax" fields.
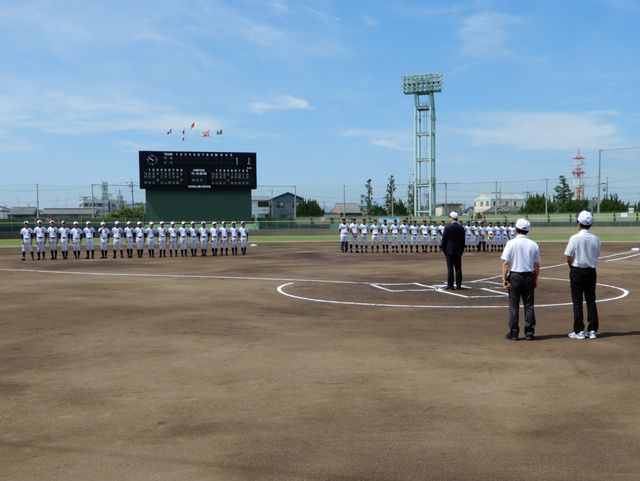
[{"xmin": 139, "ymin": 151, "xmax": 257, "ymax": 190}]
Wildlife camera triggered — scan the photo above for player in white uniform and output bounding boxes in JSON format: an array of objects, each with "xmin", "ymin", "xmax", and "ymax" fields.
[
  {"xmin": 70, "ymin": 221, "xmax": 83, "ymax": 259},
  {"xmin": 146, "ymin": 222, "xmax": 156, "ymax": 257},
  {"xmin": 198, "ymin": 221, "xmax": 209, "ymax": 256},
  {"xmin": 478, "ymin": 222, "xmax": 487, "ymax": 252},
  {"xmin": 229, "ymin": 221, "xmax": 239, "ymax": 255},
  {"xmin": 428, "ymin": 223, "xmax": 438, "ymax": 253},
  {"xmin": 58, "ymin": 220, "xmax": 70, "ymax": 259},
  {"xmin": 370, "ymin": 220, "xmax": 380, "ymax": 253},
  {"xmin": 418, "ymin": 220, "xmax": 428, "ymax": 253},
  {"xmin": 239, "ymin": 221, "xmax": 249, "ymax": 255},
  {"xmin": 338, "ymin": 218, "xmax": 349, "ymax": 253},
  {"xmin": 390, "ymin": 219, "xmax": 399, "ymax": 253},
  {"xmin": 486, "ymin": 223, "xmax": 495, "ymax": 252},
  {"xmin": 157, "ymin": 221, "xmax": 167, "ymax": 257},
  {"xmin": 83, "ymin": 221, "xmax": 96, "ymax": 259},
  {"xmin": 134, "ymin": 221, "xmax": 145, "ymax": 258},
  {"xmin": 464, "ymin": 222, "xmax": 473, "ymax": 252},
  {"xmin": 98, "ymin": 221, "xmax": 110, "ymax": 259},
  {"xmin": 20, "ymin": 221, "xmax": 34, "ymax": 261},
  {"xmin": 348, "ymin": 218, "xmax": 359, "ymax": 253},
  {"xmin": 124, "ymin": 221, "xmax": 134, "ymax": 258},
  {"xmin": 112, "ymin": 221, "xmax": 124, "ymax": 258},
  {"xmin": 219, "ymin": 221, "xmax": 229, "ymax": 255},
  {"xmin": 507, "ymin": 222, "xmax": 516, "ymax": 241},
  {"xmin": 437, "ymin": 221, "xmax": 446, "ymax": 252},
  {"xmin": 188, "ymin": 221, "xmax": 198, "ymax": 256},
  {"xmin": 178, "ymin": 221, "xmax": 188, "ymax": 257},
  {"xmin": 167, "ymin": 221, "xmax": 178, "ymax": 257},
  {"xmin": 399, "ymin": 220, "xmax": 409, "ymax": 253},
  {"xmin": 359, "ymin": 219, "xmax": 369, "ymax": 253},
  {"xmin": 499, "ymin": 223, "xmax": 508, "ymax": 251},
  {"xmin": 210, "ymin": 222, "xmax": 219, "ymax": 256},
  {"xmin": 33, "ymin": 220, "xmax": 47, "ymax": 260},
  {"xmin": 409, "ymin": 221, "xmax": 419, "ymax": 253},
  {"xmin": 381, "ymin": 219, "xmax": 390, "ymax": 253},
  {"xmin": 47, "ymin": 220, "xmax": 59, "ymax": 260}
]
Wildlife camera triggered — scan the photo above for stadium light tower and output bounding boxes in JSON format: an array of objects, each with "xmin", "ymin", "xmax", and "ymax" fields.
[{"xmin": 403, "ymin": 72, "xmax": 443, "ymax": 217}]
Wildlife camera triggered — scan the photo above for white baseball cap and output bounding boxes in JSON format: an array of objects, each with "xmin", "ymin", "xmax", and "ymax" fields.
[
  {"xmin": 577, "ymin": 210, "xmax": 593, "ymax": 226},
  {"xmin": 449, "ymin": 211, "xmax": 459, "ymax": 219},
  {"xmin": 515, "ymin": 218, "xmax": 531, "ymax": 231}
]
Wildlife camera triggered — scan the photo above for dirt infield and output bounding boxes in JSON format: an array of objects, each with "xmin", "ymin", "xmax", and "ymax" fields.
[{"xmin": 1, "ymin": 241, "xmax": 639, "ymax": 481}]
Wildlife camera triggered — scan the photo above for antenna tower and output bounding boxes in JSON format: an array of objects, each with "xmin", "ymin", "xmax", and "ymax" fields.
[{"xmin": 572, "ymin": 149, "xmax": 585, "ymax": 200}]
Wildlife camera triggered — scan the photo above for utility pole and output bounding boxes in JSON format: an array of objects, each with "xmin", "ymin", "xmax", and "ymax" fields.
[
  {"xmin": 130, "ymin": 180, "xmax": 135, "ymax": 206},
  {"xmin": 35, "ymin": 183, "xmax": 40, "ymax": 217},
  {"xmin": 545, "ymin": 178, "xmax": 549, "ymax": 216}
]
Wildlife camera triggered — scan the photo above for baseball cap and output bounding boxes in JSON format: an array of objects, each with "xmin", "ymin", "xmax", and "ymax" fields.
[
  {"xmin": 515, "ymin": 218, "xmax": 531, "ymax": 231},
  {"xmin": 577, "ymin": 210, "xmax": 593, "ymax": 226},
  {"xmin": 449, "ymin": 211, "xmax": 458, "ymax": 219}
]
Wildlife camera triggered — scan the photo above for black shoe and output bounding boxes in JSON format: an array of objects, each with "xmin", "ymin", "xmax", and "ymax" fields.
[
  {"xmin": 505, "ymin": 333, "xmax": 518, "ymax": 341},
  {"xmin": 525, "ymin": 333, "xmax": 535, "ymax": 341},
  {"xmin": 443, "ymin": 286, "xmax": 454, "ymax": 290}
]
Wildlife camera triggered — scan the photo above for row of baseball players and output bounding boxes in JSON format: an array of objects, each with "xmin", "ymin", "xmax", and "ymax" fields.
[
  {"xmin": 338, "ymin": 218, "xmax": 517, "ymax": 253},
  {"xmin": 19, "ymin": 219, "xmax": 250, "ymax": 260}
]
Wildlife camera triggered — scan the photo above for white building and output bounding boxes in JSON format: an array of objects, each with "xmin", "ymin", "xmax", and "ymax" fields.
[
  {"xmin": 79, "ymin": 182, "xmax": 124, "ymax": 214},
  {"xmin": 252, "ymin": 196, "xmax": 271, "ymax": 219},
  {"xmin": 0, "ymin": 205, "xmax": 9, "ymax": 219},
  {"xmin": 474, "ymin": 193, "xmax": 525, "ymax": 214}
]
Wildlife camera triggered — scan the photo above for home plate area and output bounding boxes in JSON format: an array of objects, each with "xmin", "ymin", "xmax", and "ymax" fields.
[{"xmin": 277, "ymin": 276, "xmax": 628, "ymax": 309}]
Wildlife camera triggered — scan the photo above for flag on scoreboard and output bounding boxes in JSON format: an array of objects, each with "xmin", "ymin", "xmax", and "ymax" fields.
[
  {"xmin": 182, "ymin": 129, "xmax": 185, "ymax": 141},
  {"xmin": 190, "ymin": 121, "xmax": 198, "ymax": 129},
  {"xmin": 166, "ymin": 128, "xmax": 172, "ymax": 135},
  {"xmin": 216, "ymin": 129, "xmax": 223, "ymax": 135},
  {"xmin": 201, "ymin": 129, "xmax": 210, "ymax": 137}
]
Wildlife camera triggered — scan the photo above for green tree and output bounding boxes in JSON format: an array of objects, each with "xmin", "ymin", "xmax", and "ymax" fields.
[
  {"xmin": 296, "ymin": 198, "xmax": 324, "ymax": 217},
  {"xmin": 105, "ymin": 205, "xmax": 145, "ymax": 220},
  {"xmin": 554, "ymin": 175, "xmax": 574, "ymax": 212},
  {"xmin": 360, "ymin": 179, "xmax": 374, "ymax": 215},
  {"xmin": 384, "ymin": 175, "xmax": 396, "ymax": 215},
  {"xmin": 392, "ymin": 199, "xmax": 408, "ymax": 217},
  {"xmin": 406, "ymin": 180, "xmax": 415, "ymax": 215},
  {"xmin": 520, "ymin": 193, "xmax": 554, "ymax": 214},
  {"xmin": 599, "ymin": 193, "xmax": 629, "ymax": 212},
  {"xmin": 369, "ymin": 203, "xmax": 387, "ymax": 217}
]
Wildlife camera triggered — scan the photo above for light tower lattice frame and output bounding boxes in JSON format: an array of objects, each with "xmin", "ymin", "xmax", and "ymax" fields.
[{"xmin": 403, "ymin": 73, "xmax": 443, "ymax": 217}]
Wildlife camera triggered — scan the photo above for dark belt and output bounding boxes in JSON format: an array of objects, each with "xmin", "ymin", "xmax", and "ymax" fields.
[
  {"xmin": 572, "ymin": 266, "xmax": 596, "ymax": 270},
  {"xmin": 511, "ymin": 271, "xmax": 534, "ymax": 276}
]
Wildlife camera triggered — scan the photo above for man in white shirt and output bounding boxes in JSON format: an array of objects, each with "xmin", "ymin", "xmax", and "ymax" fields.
[
  {"xmin": 134, "ymin": 221, "xmax": 145, "ymax": 258},
  {"xmin": 210, "ymin": 222, "xmax": 219, "ymax": 256},
  {"xmin": 359, "ymin": 219, "xmax": 369, "ymax": 253},
  {"xmin": 168, "ymin": 221, "xmax": 178, "ymax": 257},
  {"xmin": 199, "ymin": 221, "xmax": 209, "ymax": 256},
  {"xmin": 47, "ymin": 220, "xmax": 59, "ymax": 260},
  {"xmin": 178, "ymin": 221, "xmax": 188, "ymax": 257},
  {"xmin": 188, "ymin": 221, "xmax": 198, "ymax": 256},
  {"xmin": 34, "ymin": 220, "xmax": 47, "ymax": 260},
  {"xmin": 348, "ymin": 218, "xmax": 359, "ymax": 253},
  {"xmin": 338, "ymin": 219, "xmax": 349, "ymax": 253},
  {"xmin": 98, "ymin": 221, "xmax": 110, "ymax": 259},
  {"xmin": 70, "ymin": 222, "xmax": 83, "ymax": 259},
  {"xmin": 409, "ymin": 221, "xmax": 419, "ymax": 253},
  {"xmin": 390, "ymin": 219, "xmax": 399, "ymax": 253},
  {"xmin": 219, "ymin": 221, "xmax": 229, "ymax": 255},
  {"xmin": 370, "ymin": 220, "xmax": 380, "ymax": 253},
  {"xmin": 20, "ymin": 221, "xmax": 34, "ymax": 261},
  {"xmin": 239, "ymin": 221, "xmax": 249, "ymax": 255},
  {"xmin": 399, "ymin": 220, "xmax": 409, "ymax": 253},
  {"xmin": 157, "ymin": 221, "xmax": 168, "ymax": 258},
  {"xmin": 112, "ymin": 221, "xmax": 124, "ymax": 258},
  {"xmin": 83, "ymin": 221, "xmax": 96, "ymax": 259},
  {"xmin": 146, "ymin": 222, "xmax": 156, "ymax": 258},
  {"xmin": 381, "ymin": 219, "xmax": 390, "ymax": 253},
  {"xmin": 565, "ymin": 210, "xmax": 601, "ymax": 340},
  {"xmin": 58, "ymin": 220, "xmax": 71, "ymax": 260},
  {"xmin": 229, "ymin": 221, "xmax": 239, "ymax": 255},
  {"xmin": 124, "ymin": 221, "xmax": 135, "ymax": 258},
  {"xmin": 501, "ymin": 218, "xmax": 541, "ymax": 341}
]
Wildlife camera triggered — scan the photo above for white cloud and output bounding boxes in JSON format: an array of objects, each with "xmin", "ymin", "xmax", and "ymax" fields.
[
  {"xmin": 340, "ymin": 129, "xmax": 412, "ymax": 152},
  {"xmin": 362, "ymin": 15, "xmax": 380, "ymax": 27},
  {"xmin": 249, "ymin": 95, "xmax": 312, "ymax": 113},
  {"xmin": 454, "ymin": 111, "xmax": 624, "ymax": 151},
  {"xmin": 458, "ymin": 12, "xmax": 522, "ymax": 59}
]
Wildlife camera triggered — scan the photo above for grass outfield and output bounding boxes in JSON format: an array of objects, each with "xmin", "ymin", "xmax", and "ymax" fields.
[{"xmin": 1, "ymin": 226, "xmax": 638, "ymax": 248}]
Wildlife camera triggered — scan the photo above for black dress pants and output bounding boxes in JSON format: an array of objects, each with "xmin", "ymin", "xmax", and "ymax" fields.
[
  {"xmin": 508, "ymin": 272, "xmax": 536, "ymax": 336},
  {"xmin": 445, "ymin": 254, "xmax": 462, "ymax": 289},
  {"xmin": 570, "ymin": 267, "xmax": 599, "ymax": 333}
]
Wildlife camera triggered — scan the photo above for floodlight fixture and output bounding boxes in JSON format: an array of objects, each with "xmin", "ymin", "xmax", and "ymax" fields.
[
  {"xmin": 403, "ymin": 72, "xmax": 443, "ymax": 217},
  {"xmin": 402, "ymin": 73, "xmax": 443, "ymax": 95}
]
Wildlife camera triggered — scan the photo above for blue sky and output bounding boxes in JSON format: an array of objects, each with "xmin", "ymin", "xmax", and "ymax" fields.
[{"xmin": 1, "ymin": 0, "xmax": 639, "ymax": 209}]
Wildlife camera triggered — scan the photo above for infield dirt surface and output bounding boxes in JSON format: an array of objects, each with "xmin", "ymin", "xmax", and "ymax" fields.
[{"xmin": 1, "ymin": 241, "xmax": 639, "ymax": 481}]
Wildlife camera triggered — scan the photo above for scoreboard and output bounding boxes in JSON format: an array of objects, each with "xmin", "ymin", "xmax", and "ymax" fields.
[{"xmin": 139, "ymin": 151, "xmax": 256, "ymax": 190}]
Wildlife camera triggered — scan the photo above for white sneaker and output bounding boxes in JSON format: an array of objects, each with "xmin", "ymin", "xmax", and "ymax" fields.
[
  {"xmin": 568, "ymin": 331, "xmax": 586, "ymax": 339},
  {"xmin": 587, "ymin": 331, "xmax": 597, "ymax": 339}
]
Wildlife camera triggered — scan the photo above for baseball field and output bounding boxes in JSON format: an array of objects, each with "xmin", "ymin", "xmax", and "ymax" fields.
[{"xmin": 1, "ymin": 240, "xmax": 639, "ymax": 480}]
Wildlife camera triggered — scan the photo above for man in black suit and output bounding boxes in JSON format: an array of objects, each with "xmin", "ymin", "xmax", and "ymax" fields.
[{"xmin": 441, "ymin": 211, "xmax": 466, "ymax": 290}]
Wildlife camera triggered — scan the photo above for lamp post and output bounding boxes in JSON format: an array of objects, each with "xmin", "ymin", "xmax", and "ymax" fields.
[{"xmin": 597, "ymin": 146, "xmax": 640, "ymax": 213}]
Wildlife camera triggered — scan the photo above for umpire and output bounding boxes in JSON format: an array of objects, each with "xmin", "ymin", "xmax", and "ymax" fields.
[
  {"xmin": 441, "ymin": 211, "xmax": 465, "ymax": 290},
  {"xmin": 501, "ymin": 219, "xmax": 541, "ymax": 341},
  {"xmin": 565, "ymin": 210, "xmax": 601, "ymax": 340}
]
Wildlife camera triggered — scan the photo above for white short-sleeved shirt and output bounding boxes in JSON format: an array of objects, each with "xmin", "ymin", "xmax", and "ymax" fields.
[
  {"xmin": 501, "ymin": 235, "xmax": 541, "ymax": 273},
  {"xmin": 20, "ymin": 227, "xmax": 33, "ymax": 241},
  {"xmin": 564, "ymin": 230, "xmax": 601, "ymax": 268}
]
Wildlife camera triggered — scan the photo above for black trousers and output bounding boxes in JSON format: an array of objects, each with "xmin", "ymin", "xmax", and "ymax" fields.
[
  {"xmin": 508, "ymin": 272, "xmax": 536, "ymax": 336},
  {"xmin": 570, "ymin": 267, "xmax": 599, "ymax": 333},
  {"xmin": 445, "ymin": 254, "xmax": 462, "ymax": 288}
]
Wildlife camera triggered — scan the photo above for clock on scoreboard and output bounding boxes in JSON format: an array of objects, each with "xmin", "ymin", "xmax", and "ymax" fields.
[{"xmin": 139, "ymin": 151, "xmax": 257, "ymax": 190}]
